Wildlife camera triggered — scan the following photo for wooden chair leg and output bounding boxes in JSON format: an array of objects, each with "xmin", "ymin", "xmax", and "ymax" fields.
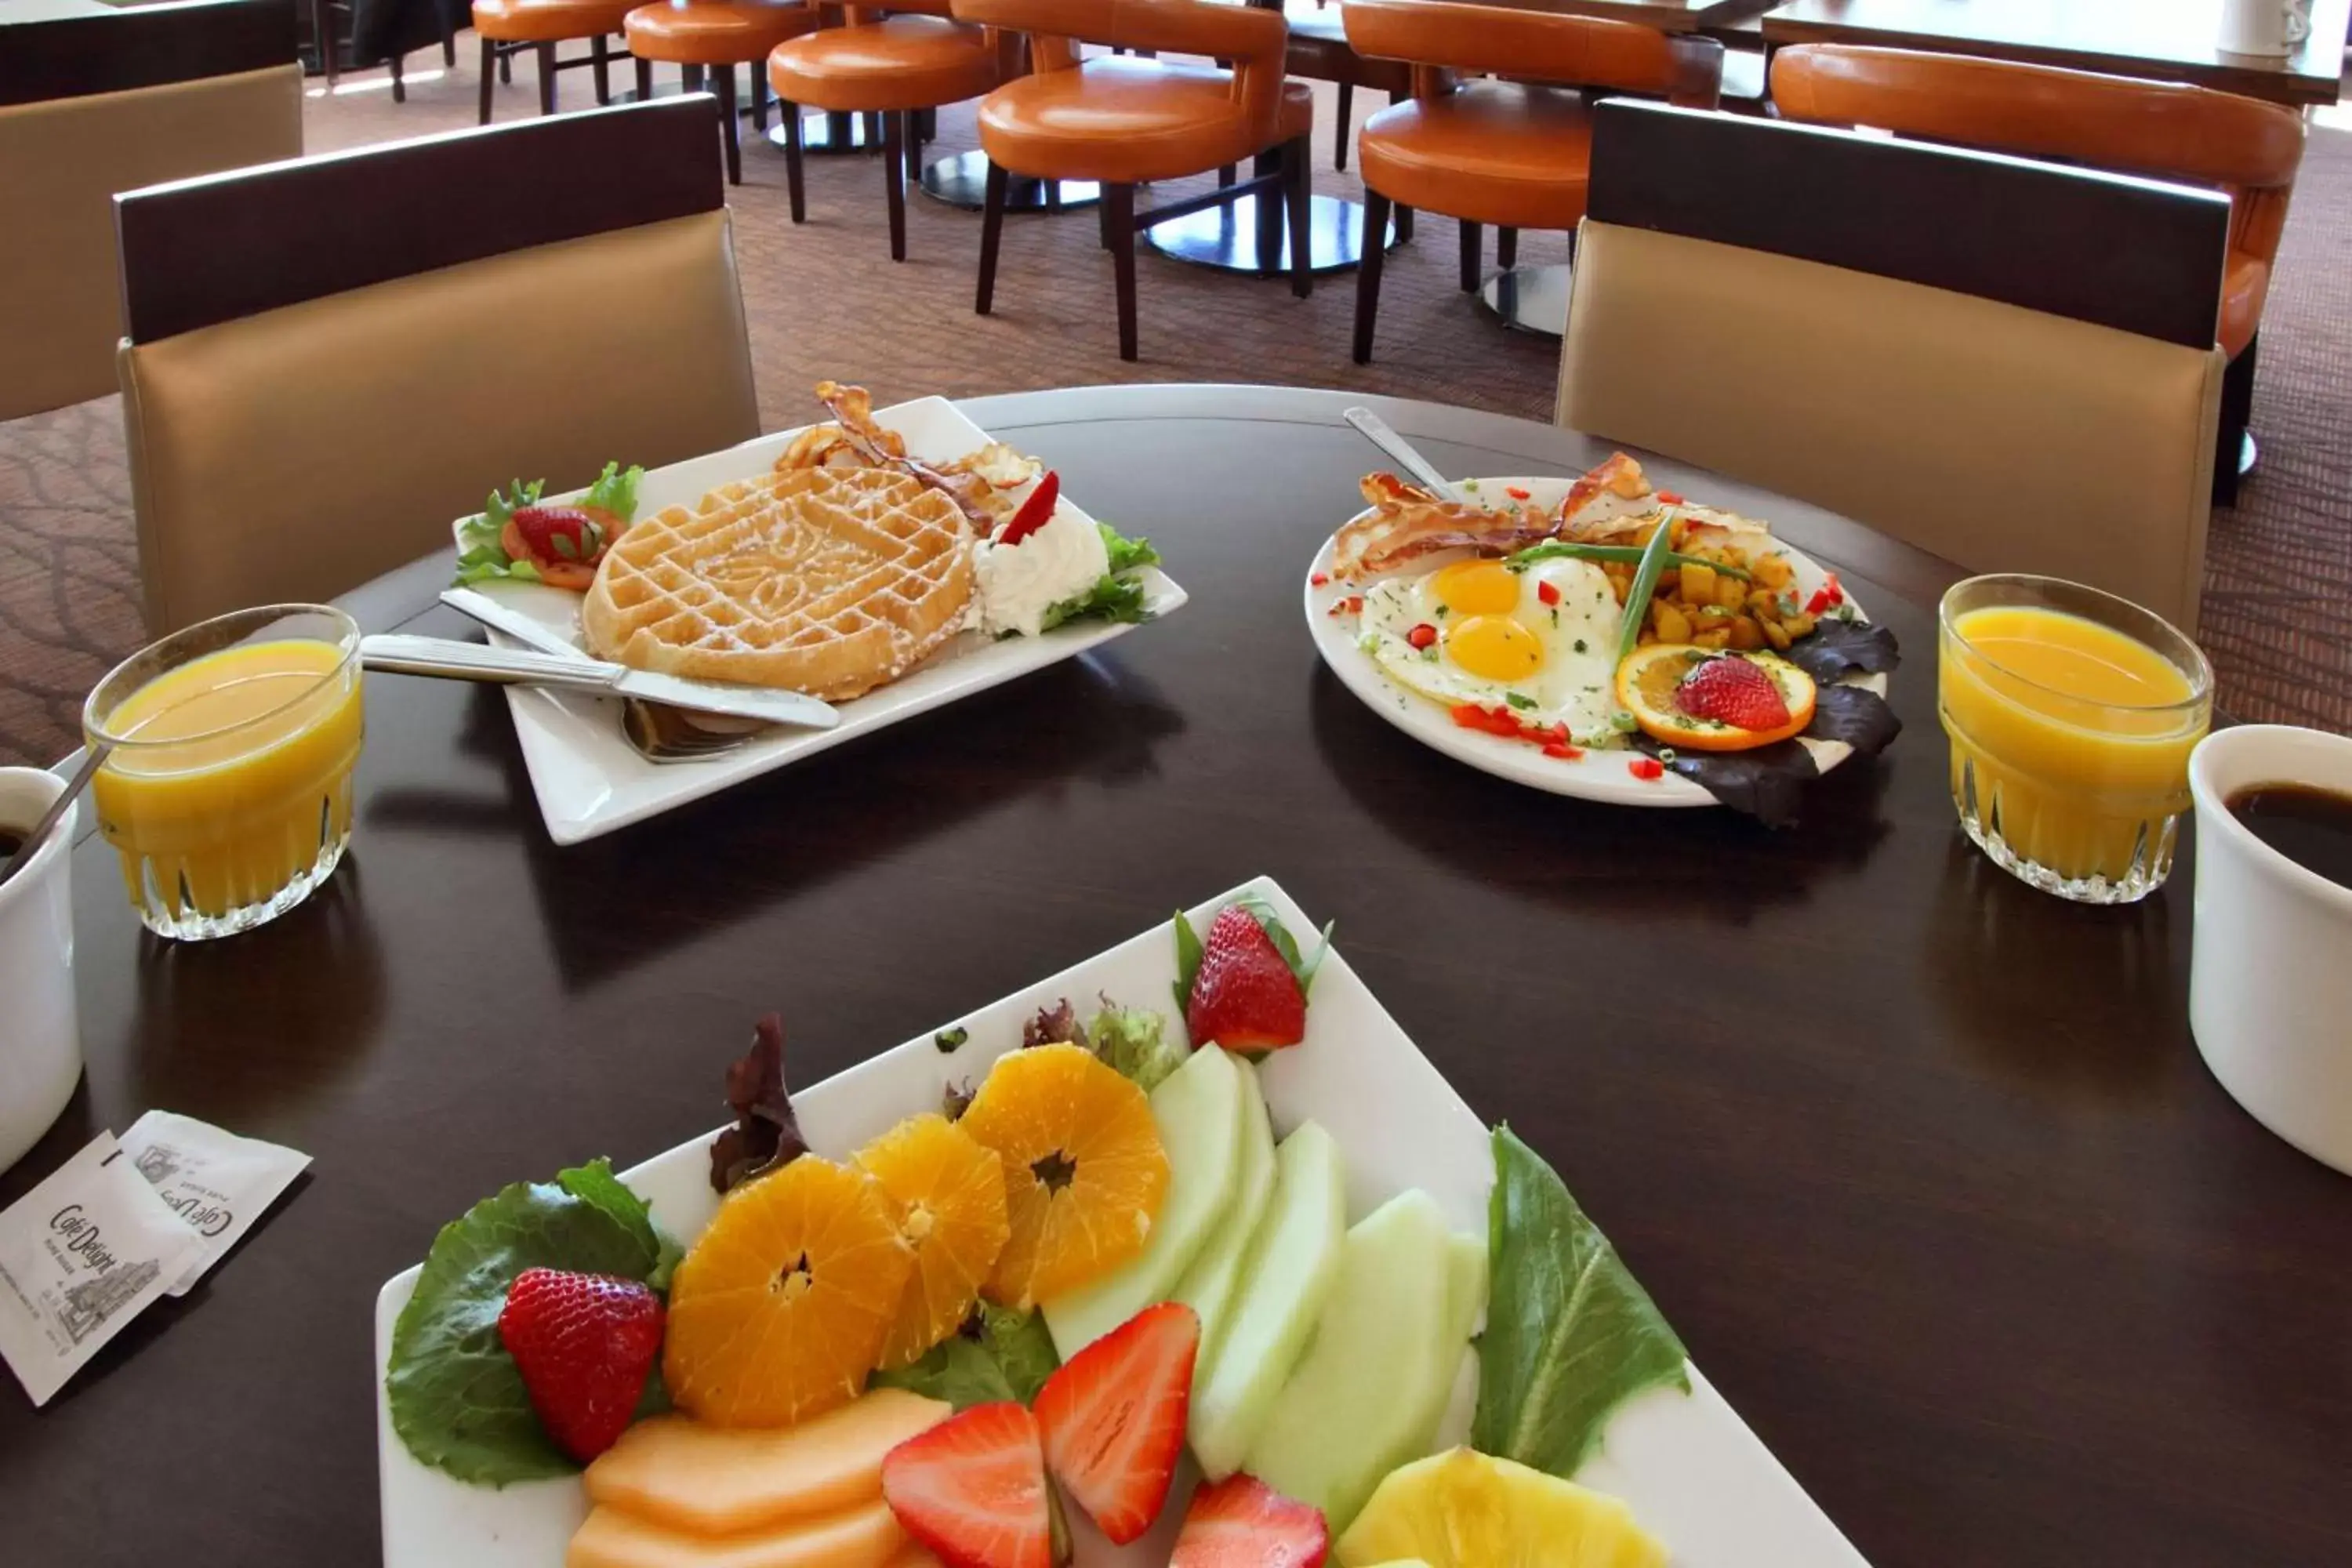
[
  {"xmin": 314, "ymin": 0, "xmax": 339, "ymax": 85},
  {"xmin": 977, "ymin": 160, "xmax": 1008, "ymax": 315},
  {"xmin": 782, "ymin": 97, "xmax": 806, "ymax": 223},
  {"xmin": 1098, "ymin": 192, "xmax": 1114, "ymax": 249},
  {"xmin": 591, "ymin": 34, "xmax": 611, "ymax": 104},
  {"xmin": 441, "ymin": 3, "xmax": 456, "ymax": 66},
  {"xmin": 635, "ymin": 55, "xmax": 652, "ymax": 100},
  {"xmin": 1458, "ymin": 219, "xmax": 1481, "ymax": 291},
  {"xmin": 1107, "ymin": 183, "xmax": 1138, "ymax": 361},
  {"xmin": 865, "ymin": 111, "xmax": 883, "ymax": 149},
  {"xmin": 390, "ymin": 49, "xmax": 405, "ymax": 102},
  {"xmin": 715, "ymin": 63, "xmax": 740, "ymax": 184},
  {"xmin": 1355, "ymin": 189, "xmax": 1390, "ymax": 364},
  {"xmin": 1285, "ymin": 135, "xmax": 1312, "ymax": 299},
  {"xmin": 537, "ymin": 41, "xmax": 557, "ymax": 114},
  {"xmin": 499, "ymin": 38, "xmax": 512, "ymax": 82},
  {"xmin": 1251, "ymin": 150, "xmax": 1282, "ymax": 278},
  {"xmin": 902, "ymin": 108, "xmax": 922, "ymax": 184},
  {"xmin": 1218, "ymin": 164, "xmax": 1236, "ymax": 188},
  {"xmin": 1396, "ymin": 203, "xmax": 1414, "ymax": 242},
  {"xmin": 1497, "ymin": 227, "xmax": 1517, "ymax": 271},
  {"xmin": 478, "ymin": 35, "xmax": 495, "ymax": 123},
  {"xmin": 750, "ymin": 67, "xmax": 768, "ymax": 131},
  {"xmin": 1334, "ymin": 80, "xmax": 1352, "ymax": 170},
  {"xmin": 882, "ymin": 109, "xmax": 907, "ymax": 261}
]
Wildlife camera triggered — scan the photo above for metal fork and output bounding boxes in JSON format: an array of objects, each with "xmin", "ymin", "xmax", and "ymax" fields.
[{"xmin": 619, "ymin": 699, "xmax": 770, "ymax": 764}]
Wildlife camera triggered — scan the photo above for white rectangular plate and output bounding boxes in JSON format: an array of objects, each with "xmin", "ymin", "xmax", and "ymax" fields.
[
  {"xmin": 374, "ymin": 878, "xmax": 1871, "ymax": 1567},
  {"xmin": 448, "ymin": 397, "xmax": 1186, "ymax": 844}
]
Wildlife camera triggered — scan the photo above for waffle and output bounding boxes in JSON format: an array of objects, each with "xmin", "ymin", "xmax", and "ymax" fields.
[{"xmin": 581, "ymin": 466, "xmax": 976, "ymax": 699}]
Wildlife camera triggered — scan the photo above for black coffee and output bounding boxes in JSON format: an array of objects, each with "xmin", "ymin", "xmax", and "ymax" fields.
[
  {"xmin": 0, "ymin": 830, "xmax": 21, "ymax": 861},
  {"xmin": 2227, "ymin": 783, "xmax": 2352, "ymax": 891}
]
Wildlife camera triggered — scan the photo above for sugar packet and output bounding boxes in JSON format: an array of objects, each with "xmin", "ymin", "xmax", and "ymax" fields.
[
  {"xmin": 121, "ymin": 1110, "xmax": 310, "ymax": 1296},
  {"xmin": 0, "ymin": 1133, "xmax": 202, "ymax": 1406}
]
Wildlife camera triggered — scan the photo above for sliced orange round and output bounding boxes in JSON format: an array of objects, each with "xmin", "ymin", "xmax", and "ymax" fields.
[
  {"xmin": 663, "ymin": 1155, "xmax": 915, "ymax": 1428},
  {"xmin": 1614, "ymin": 644, "xmax": 1817, "ymax": 752},
  {"xmin": 956, "ymin": 1043, "xmax": 1169, "ymax": 1311},
  {"xmin": 854, "ymin": 1112, "xmax": 1012, "ymax": 1369}
]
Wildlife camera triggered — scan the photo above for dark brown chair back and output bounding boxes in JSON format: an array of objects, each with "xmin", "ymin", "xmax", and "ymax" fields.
[
  {"xmin": 0, "ymin": 0, "xmax": 302, "ymax": 419},
  {"xmin": 115, "ymin": 98, "xmax": 762, "ymax": 632}
]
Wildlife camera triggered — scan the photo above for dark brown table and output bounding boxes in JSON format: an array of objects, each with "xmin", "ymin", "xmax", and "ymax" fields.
[
  {"xmin": 2, "ymin": 385, "xmax": 2347, "ymax": 1567},
  {"xmin": 1760, "ymin": 0, "xmax": 2350, "ymax": 107}
]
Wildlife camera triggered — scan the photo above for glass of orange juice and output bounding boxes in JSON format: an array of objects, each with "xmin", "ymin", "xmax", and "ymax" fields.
[
  {"xmin": 1939, "ymin": 575, "xmax": 2212, "ymax": 904},
  {"xmin": 83, "ymin": 605, "xmax": 364, "ymax": 940}
]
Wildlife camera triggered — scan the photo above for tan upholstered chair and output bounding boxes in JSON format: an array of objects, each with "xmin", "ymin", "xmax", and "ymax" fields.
[
  {"xmin": 0, "ymin": 0, "xmax": 302, "ymax": 422},
  {"xmin": 114, "ymin": 100, "xmax": 760, "ymax": 633},
  {"xmin": 1556, "ymin": 103, "xmax": 2228, "ymax": 633}
]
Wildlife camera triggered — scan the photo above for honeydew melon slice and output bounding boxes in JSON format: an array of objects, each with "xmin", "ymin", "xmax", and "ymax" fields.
[
  {"xmin": 1241, "ymin": 1189, "xmax": 1454, "ymax": 1534},
  {"xmin": 1186, "ymin": 1120, "xmax": 1347, "ymax": 1480},
  {"xmin": 1043, "ymin": 1044, "xmax": 1243, "ymax": 1358},
  {"xmin": 1169, "ymin": 1057, "xmax": 1276, "ymax": 1367},
  {"xmin": 1406, "ymin": 1232, "xmax": 1490, "ymax": 1457}
]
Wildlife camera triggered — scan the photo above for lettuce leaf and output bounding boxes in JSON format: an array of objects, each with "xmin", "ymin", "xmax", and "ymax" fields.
[
  {"xmin": 1473, "ymin": 1127, "xmax": 1688, "ymax": 1479},
  {"xmin": 872, "ymin": 1304, "xmax": 1061, "ymax": 1409},
  {"xmin": 583, "ymin": 460, "xmax": 645, "ymax": 522},
  {"xmin": 1087, "ymin": 1004, "xmax": 1185, "ymax": 1094},
  {"xmin": 385, "ymin": 1160, "xmax": 676, "ymax": 1486},
  {"xmin": 448, "ymin": 464, "xmax": 641, "ymax": 587},
  {"xmin": 1036, "ymin": 523, "xmax": 1160, "ymax": 632}
]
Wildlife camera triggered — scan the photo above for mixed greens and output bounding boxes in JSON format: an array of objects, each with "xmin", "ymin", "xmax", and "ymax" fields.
[{"xmin": 1035, "ymin": 523, "xmax": 1162, "ymax": 632}]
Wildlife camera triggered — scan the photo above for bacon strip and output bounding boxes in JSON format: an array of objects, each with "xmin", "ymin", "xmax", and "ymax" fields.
[
  {"xmin": 815, "ymin": 379, "xmax": 1004, "ymax": 534},
  {"xmin": 1332, "ymin": 472, "xmax": 1559, "ymax": 580}
]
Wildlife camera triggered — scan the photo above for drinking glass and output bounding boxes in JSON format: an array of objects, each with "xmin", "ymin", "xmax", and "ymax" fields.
[
  {"xmin": 84, "ymin": 605, "xmax": 365, "ymax": 940},
  {"xmin": 1938, "ymin": 575, "xmax": 2212, "ymax": 904}
]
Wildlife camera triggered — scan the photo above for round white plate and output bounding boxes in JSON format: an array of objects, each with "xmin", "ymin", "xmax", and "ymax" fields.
[{"xmin": 1305, "ymin": 476, "xmax": 1889, "ymax": 808}]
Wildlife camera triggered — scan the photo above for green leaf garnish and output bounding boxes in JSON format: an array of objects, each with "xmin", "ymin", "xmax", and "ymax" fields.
[
  {"xmin": 1504, "ymin": 692, "xmax": 1537, "ymax": 712},
  {"xmin": 872, "ymin": 1304, "xmax": 1061, "ymax": 1409},
  {"xmin": 1232, "ymin": 894, "xmax": 1334, "ymax": 997},
  {"xmin": 1472, "ymin": 1127, "xmax": 1688, "ymax": 1479},
  {"xmin": 583, "ymin": 460, "xmax": 645, "ymax": 522},
  {"xmin": 1086, "ymin": 1004, "xmax": 1185, "ymax": 1094},
  {"xmin": 1034, "ymin": 523, "xmax": 1160, "ymax": 632},
  {"xmin": 935, "ymin": 1027, "xmax": 968, "ymax": 1053},
  {"xmin": 1171, "ymin": 909, "xmax": 1204, "ymax": 1014},
  {"xmin": 385, "ymin": 1160, "xmax": 677, "ymax": 1485}
]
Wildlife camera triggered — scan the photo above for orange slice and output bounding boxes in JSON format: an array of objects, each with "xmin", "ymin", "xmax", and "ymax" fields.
[
  {"xmin": 1614, "ymin": 644, "xmax": 1817, "ymax": 752},
  {"xmin": 956, "ymin": 1044, "xmax": 1170, "ymax": 1311},
  {"xmin": 664, "ymin": 1156, "xmax": 916, "ymax": 1428},
  {"xmin": 854, "ymin": 1114, "xmax": 1013, "ymax": 1368}
]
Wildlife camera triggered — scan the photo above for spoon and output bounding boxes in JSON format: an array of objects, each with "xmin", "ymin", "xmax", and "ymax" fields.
[
  {"xmin": 0, "ymin": 743, "xmax": 111, "ymax": 891},
  {"xmin": 1342, "ymin": 407, "xmax": 1468, "ymax": 506}
]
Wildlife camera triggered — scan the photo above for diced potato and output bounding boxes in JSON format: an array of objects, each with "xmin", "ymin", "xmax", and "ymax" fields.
[
  {"xmin": 1653, "ymin": 602, "xmax": 1693, "ymax": 644},
  {"xmin": 1760, "ymin": 617, "xmax": 1793, "ymax": 651},
  {"xmin": 1726, "ymin": 616, "xmax": 1765, "ymax": 651},
  {"xmin": 1693, "ymin": 629, "xmax": 1731, "ymax": 650},
  {"xmin": 1784, "ymin": 611, "xmax": 1818, "ymax": 638},
  {"xmin": 1679, "ymin": 563, "xmax": 1716, "ymax": 605},
  {"xmin": 1755, "ymin": 556, "xmax": 1794, "ymax": 590},
  {"xmin": 1715, "ymin": 574, "xmax": 1748, "ymax": 610},
  {"xmin": 1692, "ymin": 603, "xmax": 1734, "ymax": 622},
  {"xmin": 1744, "ymin": 590, "xmax": 1780, "ymax": 617}
]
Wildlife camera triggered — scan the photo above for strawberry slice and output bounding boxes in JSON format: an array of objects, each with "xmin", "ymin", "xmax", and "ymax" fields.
[
  {"xmin": 1171, "ymin": 1475, "xmax": 1329, "ymax": 1568},
  {"xmin": 499, "ymin": 503, "xmax": 621, "ymax": 592},
  {"xmin": 996, "ymin": 472, "xmax": 1061, "ymax": 546},
  {"xmin": 496, "ymin": 1268, "xmax": 663, "ymax": 1464},
  {"xmin": 1033, "ymin": 1301, "xmax": 1198, "ymax": 1545},
  {"xmin": 1185, "ymin": 906, "xmax": 1308, "ymax": 1051},
  {"xmin": 883, "ymin": 1402, "xmax": 1061, "ymax": 1568},
  {"xmin": 1676, "ymin": 655, "xmax": 1793, "ymax": 731}
]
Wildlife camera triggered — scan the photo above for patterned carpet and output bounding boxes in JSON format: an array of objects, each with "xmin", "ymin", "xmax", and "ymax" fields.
[{"xmin": 2, "ymin": 47, "xmax": 2347, "ymax": 764}]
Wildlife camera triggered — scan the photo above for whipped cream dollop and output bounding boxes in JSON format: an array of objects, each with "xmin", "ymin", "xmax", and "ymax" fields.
[{"xmin": 973, "ymin": 506, "xmax": 1109, "ymax": 637}]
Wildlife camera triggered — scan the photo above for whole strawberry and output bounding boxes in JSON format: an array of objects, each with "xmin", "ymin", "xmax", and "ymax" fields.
[
  {"xmin": 498, "ymin": 1267, "xmax": 664, "ymax": 1464},
  {"xmin": 1186, "ymin": 906, "xmax": 1308, "ymax": 1051},
  {"xmin": 1676, "ymin": 655, "xmax": 1792, "ymax": 732}
]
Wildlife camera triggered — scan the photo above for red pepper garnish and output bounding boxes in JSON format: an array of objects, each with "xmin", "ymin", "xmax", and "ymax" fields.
[
  {"xmin": 1406, "ymin": 622, "xmax": 1437, "ymax": 651},
  {"xmin": 1327, "ymin": 593, "xmax": 1365, "ymax": 618},
  {"xmin": 1542, "ymin": 742, "xmax": 1583, "ymax": 760},
  {"xmin": 1825, "ymin": 572, "xmax": 1844, "ymax": 607},
  {"xmin": 996, "ymin": 471, "xmax": 1060, "ymax": 546},
  {"xmin": 1505, "ymin": 486, "xmax": 1532, "ymax": 501},
  {"xmin": 1656, "ymin": 490, "xmax": 1684, "ymax": 506},
  {"xmin": 1628, "ymin": 757, "xmax": 1664, "ymax": 780},
  {"xmin": 1536, "ymin": 579, "xmax": 1560, "ymax": 607},
  {"xmin": 1803, "ymin": 571, "xmax": 1845, "ymax": 616},
  {"xmin": 1309, "ymin": 572, "xmax": 1329, "ymax": 587}
]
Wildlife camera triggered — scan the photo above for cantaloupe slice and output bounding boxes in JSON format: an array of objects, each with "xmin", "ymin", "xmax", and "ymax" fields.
[
  {"xmin": 567, "ymin": 1496, "xmax": 906, "ymax": 1568},
  {"xmin": 584, "ymin": 1390, "xmax": 950, "ymax": 1537}
]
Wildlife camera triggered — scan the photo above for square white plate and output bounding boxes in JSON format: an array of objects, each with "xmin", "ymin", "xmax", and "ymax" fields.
[
  {"xmin": 448, "ymin": 397, "xmax": 1186, "ymax": 844},
  {"xmin": 374, "ymin": 877, "xmax": 1870, "ymax": 1567}
]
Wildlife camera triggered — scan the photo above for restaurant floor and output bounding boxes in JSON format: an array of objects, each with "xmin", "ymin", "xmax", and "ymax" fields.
[{"xmin": 2, "ymin": 48, "xmax": 2347, "ymax": 766}]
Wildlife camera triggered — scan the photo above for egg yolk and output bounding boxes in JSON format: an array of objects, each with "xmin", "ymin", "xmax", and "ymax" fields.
[
  {"xmin": 1447, "ymin": 614, "xmax": 1544, "ymax": 681},
  {"xmin": 1429, "ymin": 560, "xmax": 1522, "ymax": 617}
]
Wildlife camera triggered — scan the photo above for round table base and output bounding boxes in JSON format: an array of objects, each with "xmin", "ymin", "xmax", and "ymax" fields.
[
  {"xmin": 1478, "ymin": 263, "xmax": 1572, "ymax": 339},
  {"xmin": 1143, "ymin": 194, "xmax": 1396, "ymax": 277},
  {"xmin": 919, "ymin": 150, "xmax": 1100, "ymax": 213},
  {"xmin": 768, "ymin": 111, "xmax": 880, "ymax": 157}
]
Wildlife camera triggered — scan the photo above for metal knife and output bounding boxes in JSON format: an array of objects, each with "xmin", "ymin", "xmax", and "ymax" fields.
[{"xmin": 437, "ymin": 587, "xmax": 840, "ymax": 730}]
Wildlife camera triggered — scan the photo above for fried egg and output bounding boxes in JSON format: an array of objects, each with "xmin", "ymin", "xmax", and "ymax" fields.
[{"xmin": 1359, "ymin": 555, "xmax": 1624, "ymax": 742}]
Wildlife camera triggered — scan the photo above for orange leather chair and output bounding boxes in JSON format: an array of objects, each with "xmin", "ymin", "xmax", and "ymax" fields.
[
  {"xmin": 626, "ymin": 2, "xmax": 818, "ymax": 187},
  {"xmin": 1341, "ymin": 1, "xmax": 1722, "ymax": 363},
  {"xmin": 474, "ymin": 0, "xmax": 637, "ymax": 122},
  {"xmin": 768, "ymin": 0, "xmax": 1014, "ymax": 261},
  {"xmin": 1770, "ymin": 44, "xmax": 2305, "ymax": 503},
  {"xmin": 955, "ymin": 0, "xmax": 1315, "ymax": 362}
]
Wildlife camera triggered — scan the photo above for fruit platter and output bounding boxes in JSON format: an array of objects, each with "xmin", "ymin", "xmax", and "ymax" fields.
[
  {"xmin": 1305, "ymin": 456, "xmax": 1901, "ymax": 824},
  {"xmin": 373, "ymin": 879, "xmax": 1870, "ymax": 1567}
]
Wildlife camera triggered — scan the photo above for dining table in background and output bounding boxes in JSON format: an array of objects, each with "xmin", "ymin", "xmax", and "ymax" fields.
[
  {"xmin": 1759, "ymin": 0, "xmax": 2351, "ymax": 108},
  {"xmin": 2, "ymin": 384, "xmax": 2347, "ymax": 1568}
]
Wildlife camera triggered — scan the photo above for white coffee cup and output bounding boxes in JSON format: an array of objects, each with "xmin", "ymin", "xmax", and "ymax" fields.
[
  {"xmin": 2187, "ymin": 725, "xmax": 2352, "ymax": 1175},
  {"xmin": 0, "ymin": 767, "xmax": 82, "ymax": 1173},
  {"xmin": 2219, "ymin": 0, "xmax": 2311, "ymax": 56}
]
